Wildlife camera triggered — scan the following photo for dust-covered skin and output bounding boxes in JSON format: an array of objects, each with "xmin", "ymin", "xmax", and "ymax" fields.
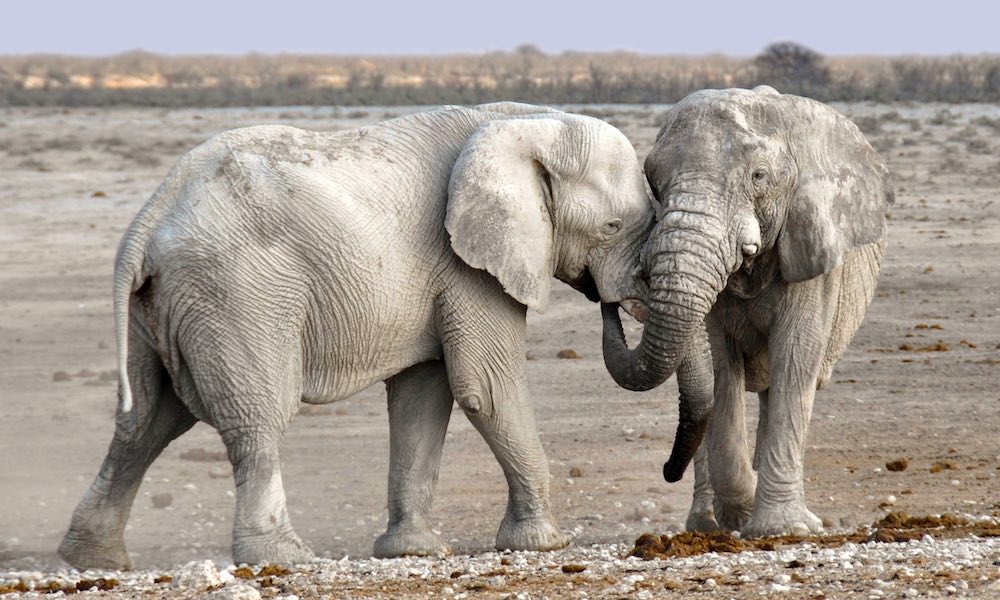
[
  {"xmin": 52, "ymin": 102, "xmax": 655, "ymax": 569},
  {"xmin": 0, "ymin": 105, "xmax": 998, "ymax": 592},
  {"xmin": 603, "ymin": 87, "xmax": 895, "ymax": 538}
]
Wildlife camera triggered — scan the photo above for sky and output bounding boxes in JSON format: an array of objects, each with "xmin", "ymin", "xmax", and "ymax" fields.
[{"xmin": 5, "ymin": 0, "xmax": 1000, "ymax": 57}]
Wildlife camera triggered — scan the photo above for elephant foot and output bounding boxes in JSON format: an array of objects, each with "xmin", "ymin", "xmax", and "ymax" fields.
[
  {"xmin": 741, "ymin": 501, "xmax": 824, "ymax": 538},
  {"xmin": 373, "ymin": 523, "xmax": 451, "ymax": 558},
  {"xmin": 233, "ymin": 528, "xmax": 315, "ymax": 566},
  {"xmin": 58, "ymin": 527, "xmax": 131, "ymax": 571},
  {"xmin": 495, "ymin": 512, "xmax": 569, "ymax": 552},
  {"xmin": 684, "ymin": 499, "xmax": 720, "ymax": 532},
  {"xmin": 714, "ymin": 496, "xmax": 754, "ymax": 532}
]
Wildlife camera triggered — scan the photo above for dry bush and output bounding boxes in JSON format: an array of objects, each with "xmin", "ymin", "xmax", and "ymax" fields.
[{"xmin": 1, "ymin": 46, "xmax": 1000, "ymax": 106}]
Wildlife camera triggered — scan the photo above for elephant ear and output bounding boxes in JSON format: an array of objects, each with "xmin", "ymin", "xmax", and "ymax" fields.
[
  {"xmin": 447, "ymin": 118, "xmax": 566, "ymax": 313},
  {"xmin": 777, "ymin": 97, "xmax": 894, "ymax": 282}
]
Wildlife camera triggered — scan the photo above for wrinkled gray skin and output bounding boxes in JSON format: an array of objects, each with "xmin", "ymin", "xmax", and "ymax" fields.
[
  {"xmin": 602, "ymin": 87, "xmax": 892, "ymax": 537},
  {"xmin": 59, "ymin": 102, "xmax": 654, "ymax": 570}
]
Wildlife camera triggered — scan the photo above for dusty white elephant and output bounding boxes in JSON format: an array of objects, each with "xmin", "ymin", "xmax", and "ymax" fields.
[
  {"xmin": 59, "ymin": 102, "xmax": 654, "ymax": 569},
  {"xmin": 602, "ymin": 87, "xmax": 893, "ymax": 537}
]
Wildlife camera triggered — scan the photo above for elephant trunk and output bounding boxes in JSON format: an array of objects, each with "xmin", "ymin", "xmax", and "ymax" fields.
[{"xmin": 602, "ymin": 214, "xmax": 732, "ymax": 479}]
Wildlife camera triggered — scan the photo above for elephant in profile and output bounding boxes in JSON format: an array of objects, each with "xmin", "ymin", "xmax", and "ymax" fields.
[
  {"xmin": 60, "ymin": 102, "xmax": 654, "ymax": 569},
  {"xmin": 602, "ymin": 87, "xmax": 893, "ymax": 537}
]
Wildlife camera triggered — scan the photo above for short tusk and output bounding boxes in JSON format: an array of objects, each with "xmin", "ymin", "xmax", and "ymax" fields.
[{"xmin": 619, "ymin": 298, "xmax": 649, "ymax": 324}]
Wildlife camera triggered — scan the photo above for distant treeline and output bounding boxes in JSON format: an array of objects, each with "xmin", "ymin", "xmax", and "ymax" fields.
[{"xmin": 3, "ymin": 43, "xmax": 1000, "ymax": 107}]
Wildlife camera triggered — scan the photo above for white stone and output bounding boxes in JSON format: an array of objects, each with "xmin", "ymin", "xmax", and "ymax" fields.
[
  {"xmin": 207, "ymin": 583, "xmax": 262, "ymax": 600},
  {"xmin": 173, "ymin": 560, "xmax": 224, "ymax": 589}
]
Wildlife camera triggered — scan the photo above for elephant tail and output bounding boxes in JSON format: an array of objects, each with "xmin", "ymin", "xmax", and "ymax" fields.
[{"xmin": 113, "ymin": 225, "xmax": 150, "ymax": 414}]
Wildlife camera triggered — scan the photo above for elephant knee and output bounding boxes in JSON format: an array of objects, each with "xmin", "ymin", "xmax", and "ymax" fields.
[
  {"xmin": 457, "ymin": 393, "xmax": 483, "ymax": 414},
  {"xmin": 451, "ymin": 378, "xmax": 493, "ymax": 417}
]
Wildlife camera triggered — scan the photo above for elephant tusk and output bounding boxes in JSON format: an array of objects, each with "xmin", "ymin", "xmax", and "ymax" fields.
[{"xmin": 619, "ymin": 298, "xmax": 649, "ymax": 323}]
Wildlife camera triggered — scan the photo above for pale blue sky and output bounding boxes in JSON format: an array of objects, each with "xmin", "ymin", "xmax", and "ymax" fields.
[{"xmin": 6, "ymin": 0, "xmax": 999, "ymax": 56}]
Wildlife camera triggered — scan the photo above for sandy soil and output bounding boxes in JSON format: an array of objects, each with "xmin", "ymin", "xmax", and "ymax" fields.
[{"xmin": 1, "ymin": 103, "xmax": 998, "ymax": 596}]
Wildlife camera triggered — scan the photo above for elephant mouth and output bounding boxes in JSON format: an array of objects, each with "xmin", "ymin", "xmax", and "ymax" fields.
[
  {"xmin": 568, "ymin": 267, "xmax": 601, "ymax": 303},
  {"xmin": 619, "ymin": 298, "xmax": 649, "ymax": 323}
]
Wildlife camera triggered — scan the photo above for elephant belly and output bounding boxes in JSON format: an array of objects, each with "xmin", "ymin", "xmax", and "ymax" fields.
[{"xmin": 298, "ymin": 297, "xmax": 443, "ymax": 404}]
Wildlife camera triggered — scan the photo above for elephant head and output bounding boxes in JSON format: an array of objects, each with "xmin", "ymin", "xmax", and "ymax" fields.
[
  {"xmin": 602, "ymin": 86, "xmax": 893, "ymax": 477},
  {"xmin": 446, "ymin": 109, "xmax": 654, "ymax": 313}
]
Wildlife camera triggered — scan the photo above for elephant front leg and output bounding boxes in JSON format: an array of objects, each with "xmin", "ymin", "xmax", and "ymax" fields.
[
  {"xmin": 742, "ymin": 320, "xmax": 826, "ymax": 538},
  {"xmin": 373, "ymin": 361, "xmax": 453, "ymax": 558},
  {"xmin": 684, "ymin": 445, "xmax": 719, "ymax": 531},
  {"xmin": 707, "ymin": 339, "xmax": 756, "ymax": 531},
  {"xmin": 463, "ymin": 390, "xmax": 568, "ymax": 552},
  {"xmin": 753, "ymin": 390, "xmax": 770, "ymax": 471},
  {"xmin": 446, "ymin": 351, "xmax": 567, "ymax": 551},
  {"xmin": 672, "ymin": 339, "xmax": 719, "ymax": 531}
]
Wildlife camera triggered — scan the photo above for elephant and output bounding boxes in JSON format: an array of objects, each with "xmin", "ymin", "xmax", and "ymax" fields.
[
  {"xmin": 601, "ymin": 86, "xmax": 893, "ymax": 537},
  {"xmin": 59, "ymin": 101, "xmax": 655, "ymax": 570}
]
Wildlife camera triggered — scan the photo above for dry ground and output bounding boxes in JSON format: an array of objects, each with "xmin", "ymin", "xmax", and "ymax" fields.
[{"xmin": 0, "ymin": 102, "xmax": 998, "ymax": 597}]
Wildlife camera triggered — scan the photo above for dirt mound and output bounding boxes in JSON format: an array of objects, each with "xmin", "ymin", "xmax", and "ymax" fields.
[
  {"xmin": 631, "ymin": 531, "xmax": 752, "ymax": 559},
  {"xmin": 630, "ymin": 512, "xmax": 1000, "ymax": 560}
]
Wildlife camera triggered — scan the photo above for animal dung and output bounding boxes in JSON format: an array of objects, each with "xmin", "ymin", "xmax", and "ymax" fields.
[
  {"xmin": 886, "ymin": 458, "xmax": 909, "ymax": 472},
  {"xmin": 929, "ymin": 460, "xmax": 958, "ymax": 473},
  {"xmin": 556, "ymin": 349, "xmax": 581, "ymax": 359}
]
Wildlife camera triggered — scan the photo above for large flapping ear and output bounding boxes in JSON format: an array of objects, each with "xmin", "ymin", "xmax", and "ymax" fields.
[
  {"xmin": 777, "ymin": 95, "xmax": 894, "ymax": 282},
  {"xmin": 447, "ymin": 118, "xmax": 566, "ymax": 313}
]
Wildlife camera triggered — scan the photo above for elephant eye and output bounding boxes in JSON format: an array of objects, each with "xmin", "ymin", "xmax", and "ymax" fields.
[
  {"xmin": 751, "ymin": 167, "xmax": 769, "ymax": 184},
  {"xmin": 601, "ymin": 218, "xmax": 623, "ymax": 235}
]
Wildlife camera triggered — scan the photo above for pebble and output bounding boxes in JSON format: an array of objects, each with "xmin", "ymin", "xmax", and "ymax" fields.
[
  {"xmin": 173, "ymin": 559, "xmax": 225, "ymax": 589},
  {"xmin": 151, "ymin": 492, "xmax": 174, "ymax": 508},
  {"xmin": 1, "ymin": 522, "xmax": 997, "ymax": 597},
  {"xmin": 208, "ymin": 583, "xmax": 262, "ymax": 600}
]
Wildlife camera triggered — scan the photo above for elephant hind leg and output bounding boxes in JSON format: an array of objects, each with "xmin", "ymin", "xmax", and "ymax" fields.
[
  {"xmin": 374, "ymin": 360, "xmax": 454, "ymax": 558},
  {"xmin": 222, "ymin": 432, "xmax": 314, "ymax": 566},
  {"xmin": 187, "ymin": 348, "xmax": 313, "ymax": 565},
  {"xmin": 59, "ymin": 340, "xmax": 196, "ymax": 570}
]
